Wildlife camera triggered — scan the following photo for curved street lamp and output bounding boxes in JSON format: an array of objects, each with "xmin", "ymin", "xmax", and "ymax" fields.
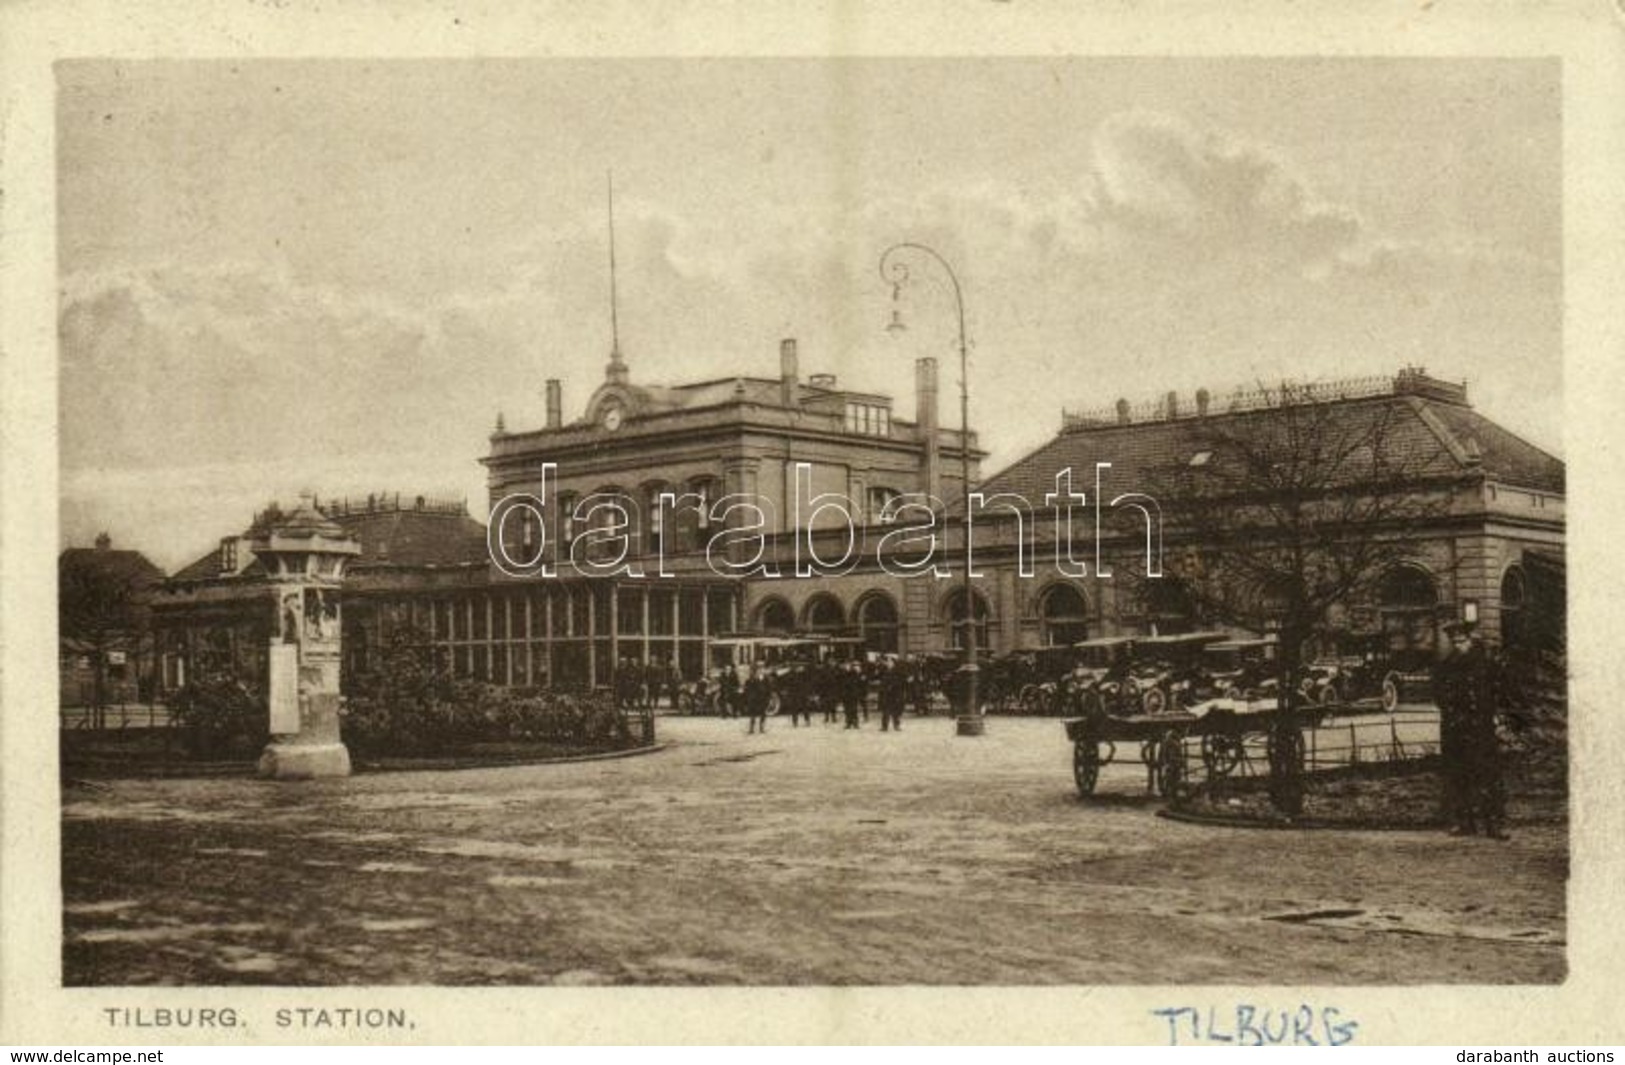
[{"xmin": 880, "ymin": 242, "xmax": 983, "ymax": 736}]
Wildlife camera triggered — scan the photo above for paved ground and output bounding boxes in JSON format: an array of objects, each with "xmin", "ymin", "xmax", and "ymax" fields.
[{"xmin": 62, "ymin": 714, "xmax": 1566, "ymax": 986}]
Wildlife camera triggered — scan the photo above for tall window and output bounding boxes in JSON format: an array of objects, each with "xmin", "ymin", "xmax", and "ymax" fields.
[
  {"xmin": 674, "ymin": 476, "xmax": 719, "ymax": 552},
  {"xmin": 1039, "ymin": 583, "xmax": 1089, "ymax": 646},
  {"xmin": 756, "ymin": 597, "xmax": 794, "ymax": 634},
  {"xmin": 642, "ymin": 482, "xmax": 669, "ymax": 556},
  {"xmin": 945, "ymin": 588, "xmax": 992, "ymax": 653},
  {"xmin": 1378, "ymin": 564, "xmax": 1439, "ymax": 668},
  {"xmin": 1500, "ymin": 565, "xmax": 1527, "ymax": 651},
  {"xmin": 856, "ymin": 592, "xmax": 900, "ymax": 655},
  {"xmin": 867, "ymin": 486, "xmax": 902, "ymax": 524},
  {"xmin": 802, "ymin": 594, "xmax": 845, "ymax": 634},
  {"xmin": 556, "ymin": 491, "xmax": 579, "ymax": 558}
]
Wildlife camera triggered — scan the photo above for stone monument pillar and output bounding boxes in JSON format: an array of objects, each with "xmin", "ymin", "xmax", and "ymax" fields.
[{"xmin": 250, "ymin": 502, "xmax": 362, "ymax": 779}]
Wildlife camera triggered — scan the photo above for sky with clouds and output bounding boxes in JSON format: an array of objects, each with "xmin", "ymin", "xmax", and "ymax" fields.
[{"xmin": 57, "ymin": 58, "xmax": 1562, "ymax": 570}]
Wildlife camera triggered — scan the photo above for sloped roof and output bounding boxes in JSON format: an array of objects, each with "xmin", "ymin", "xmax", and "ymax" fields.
[
  {"xmin": 332, "ymin": 508, "xmax": 489, "ymax": 568},
  {"xmin": 170, "ymin": 548, "xmax": 263, "ymax": 583},
  {"xmin": 975, "ymin": 390, "xmax": 1563, "ymax": 510},
  {"xmin": 58, "ymin": 547, "xmax": 164, "ymax": 587},
  {"xmin": 169, "ymin": 503, "xmax": 489, "ymax": 585},
  {"xmin": 1425, "ymin": 403, "xmax": 1564, "ymax": 494}
]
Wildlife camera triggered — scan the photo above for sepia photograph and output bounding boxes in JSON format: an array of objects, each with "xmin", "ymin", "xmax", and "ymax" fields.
[
  {"xmin": 4, "ymin": 1, "xmax": 1622, "ymax": 1046},
  {"xmin": 51, "ymin": 53, "xmax": 1567, "ymax": 989}
]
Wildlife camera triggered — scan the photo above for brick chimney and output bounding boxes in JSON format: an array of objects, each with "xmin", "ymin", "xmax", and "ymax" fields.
[
  {"xmin": 1116, "ymin": 398, "xmax": 1130, "ymax": 425},
  {"xmin": 1196, "ymin": 388, "xmax": 1211, "ymax": 417},
  {"xmin": 1165, "ymin": 391, "xmax": 1179, "ymax": 418},
  {"xmin": 780, "ymin": 338, "xmax": 799, "ymax": 407},
  {"xmin": 916, "ymin": 357, "xmax": 941, "ymax": 503},
  {"xmin": 545, "ymin": 379, "xmax": 562, "ymax": 428}
]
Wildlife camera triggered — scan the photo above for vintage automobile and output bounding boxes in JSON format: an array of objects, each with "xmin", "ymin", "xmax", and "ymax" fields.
[
  {"xmin": 1293, "ymin": 633, "xmax": 1435, "ymax": 712},
  {"xmin": 1011, "ymin": 646, "xmax": 1083, "ymax": 715},
  {"xmin": 1120, "ymin": 632, "xmax": 1232, "ymax": 715},
  {"xmin": 674, "ymin": 635, "xmax": 827, "ymax": 713},
  {"xmin": 1201, "ymin": 636, "xmax": 1282, "ymax": 703},
  {"xmin": 1068, "ymin": 636, "xmax": 1140, "ymax": 717}
]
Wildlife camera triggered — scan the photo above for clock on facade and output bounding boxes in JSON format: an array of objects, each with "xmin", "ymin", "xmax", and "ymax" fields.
[{"xmin": 601, "ymin": 406, "xmax": 624, "ymax": 431}]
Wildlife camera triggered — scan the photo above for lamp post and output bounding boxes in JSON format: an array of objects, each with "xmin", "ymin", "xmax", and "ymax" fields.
[{"xmin": 880, "ymin": 242, "xmax": 983, "ymax": 736}]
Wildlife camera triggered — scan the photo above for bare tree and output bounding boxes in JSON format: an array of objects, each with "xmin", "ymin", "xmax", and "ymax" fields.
[
  {"xmin": 59, "ymin": 547, "xmax": 158, "ymax": 726},
  {"xmin": 1130, "ymin": 382, "xmax": 1462, "ymax": 813}
]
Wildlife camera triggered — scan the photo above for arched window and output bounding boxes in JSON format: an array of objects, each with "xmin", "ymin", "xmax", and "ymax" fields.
[
  {"xmin": 1142, "ymin": 578, "xmax": 1196, "ymax": 636},
  {"xmin": 755, "ymin": 597, "xmax": 794, "ymax": 635},
  {"xmin": 1039, "ymin": 583, "xmax": 1089, "ymax": 646},
  {"xmin": 1500, "ymin": 565, "xmax": 1528, "ymax": 651},
  {"xmin": 1378, "ymin": 564, "xmax": 1439, "ymax": 667},
  {"xmin": 856, "ymin": 592, "xmax": 900, "ymax": 655},
  {"xmin": 945, "ymin": 588, "xmax": 992, "ymax": 653},
  {"xmin": 802, "ymin": 594, "xmax": 846, "ymax": 634}
]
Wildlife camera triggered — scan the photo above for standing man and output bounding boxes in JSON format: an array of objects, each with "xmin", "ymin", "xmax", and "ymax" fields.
[
  {"xmin": 816, "ymin": 661, "xmax": 840, "ymax": 724},
  {"xmin": 878, "ymin": 660, "xmax": 906, "ymax": 732},
  {"xmin": 841, "ymin": 662, "xmax": 863, "ymax": 730},
  {"xmin": 615, "ymin": 656, "xmax": 640, "ymax": 711},
  {"xmin": 743, "ymin": 666, "xmax": 771, "ymax": 735},
  {"xmin": 1434, "ymin": 620, "xmax": 1508, "ymax": 839},
  {"xmin": 665, "ymin": 658, "xmax": 683, "ymax": 712},
  {"xmin": 719, "ymin": 663, "xmax": 741, "ymax": 719}
]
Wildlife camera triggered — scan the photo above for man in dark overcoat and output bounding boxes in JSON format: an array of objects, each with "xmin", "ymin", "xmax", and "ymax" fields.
[
  {"xmin": 743, "ymin": 666, "xmax": 772, "ymax": 734},
  {"xmin": 1434, "ymin": 621, "xmax": 1508, "ymax": 839},
  {"xmin": 878, "ymin": 660, "xmax": 906, "ymax": 732}
]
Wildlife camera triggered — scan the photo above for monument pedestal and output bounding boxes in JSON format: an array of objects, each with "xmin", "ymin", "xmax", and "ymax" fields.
[
  {"xmin": 259, "ymin": 661, "xmax": 351, "ymax": 779},
  {"xmin": 258, "ymin": 741, "xmax": 351, "ymax": 779},
  {"xmin": 955, "ymin": 713, "xmax": 986, "ymax": 737}
]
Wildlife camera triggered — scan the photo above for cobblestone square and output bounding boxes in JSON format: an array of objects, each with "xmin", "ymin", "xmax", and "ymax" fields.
[{"xmin": 63, "ymin": 716, "xmax": 1566, "ymax": 985}]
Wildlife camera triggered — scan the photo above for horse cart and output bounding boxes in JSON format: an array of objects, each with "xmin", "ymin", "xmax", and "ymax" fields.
[{"xmin": 1063, "ymin": 700, "xmax": 1329, "ymax": 799}]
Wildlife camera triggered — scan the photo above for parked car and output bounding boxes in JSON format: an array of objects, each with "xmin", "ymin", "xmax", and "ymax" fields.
[{"xmin": 1120, "ymin": 632, "xmax": 1231, "ymax": 715}]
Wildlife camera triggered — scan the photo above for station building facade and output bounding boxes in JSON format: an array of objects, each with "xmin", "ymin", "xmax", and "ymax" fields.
[{"xmin": 151, "ymin": 351, "xmax": 1565, "ymax": 695}]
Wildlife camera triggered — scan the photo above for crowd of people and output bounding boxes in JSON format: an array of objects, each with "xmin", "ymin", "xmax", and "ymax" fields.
[{"xmin": 615, "ymin": 655, "xmax": 947, "ymax": 734}]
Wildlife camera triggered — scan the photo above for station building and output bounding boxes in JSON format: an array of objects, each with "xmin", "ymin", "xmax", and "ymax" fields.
[{"xmin": 151, "ymin": 349, "xmax": 1565, "ymax": 695}]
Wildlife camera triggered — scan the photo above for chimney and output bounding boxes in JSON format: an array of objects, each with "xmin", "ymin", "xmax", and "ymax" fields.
[
  {"xmin": 916, "ymin": 357, "xmax": 941, "ymax": 503},
  {"xmin": 545, "ymin": 379, "xmax": 562, "ymax": 428},
  {"xmin": 94, "ymin": 532, "xmax": 111, "ymax": 551},
  {"xmin": 1165, "ymin": 391, "xmax": 1179, "ymax": 419},
  {"xmin": 779, "ymin": 338, "xmax": 799, "ymax": 407},
  {"xmin": 1116, "ymin": 398, "xmax": 1131, "ymax": 425},
  {"xmin": 1196, "ymin": 388, "xmax": 1211, "ymax": 417}
]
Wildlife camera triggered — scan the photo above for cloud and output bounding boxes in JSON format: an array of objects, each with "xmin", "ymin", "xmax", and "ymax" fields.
[
  {"xmin": 1085, "ymin": 110, "xmax": 1365, "ymax": 273},
  {"xmin": 57, "ymin": 261, "xmax": 522, "ymax": 474}
]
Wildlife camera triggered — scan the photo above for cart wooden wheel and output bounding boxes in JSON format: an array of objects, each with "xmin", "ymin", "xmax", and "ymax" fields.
[
  {"xmin": 1201, "ymin": 731, "xmax": 1243, "ymax": 777},
  {"xmin": 1157, "ymin": 728, "xmax": 1187, "ymax": 797},
  {"xmin": 1380, "ymin": 673, "xmax": 1400, "ymax": 713},
  {"xmin": 1072, "ymin": 739, "xmax": 1101, "ymax": 797}
]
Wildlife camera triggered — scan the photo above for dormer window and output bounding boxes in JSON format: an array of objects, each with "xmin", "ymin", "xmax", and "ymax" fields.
[
  {"xmin": 219, "ymin": 538, "xmax": 237, "ymax": 573},
  {"xmin": 845, "ymin": 402, "xmax": 892, "ymax": 436}
]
